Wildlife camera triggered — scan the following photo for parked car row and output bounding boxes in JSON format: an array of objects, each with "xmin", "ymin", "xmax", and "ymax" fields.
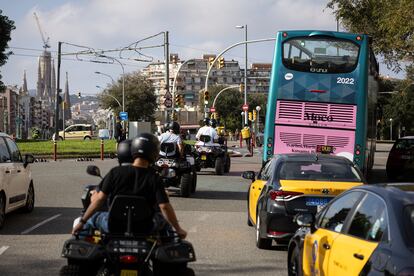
[{"xmin": 243, "ymin": 145, "xmax": 414, "ymax": 276}]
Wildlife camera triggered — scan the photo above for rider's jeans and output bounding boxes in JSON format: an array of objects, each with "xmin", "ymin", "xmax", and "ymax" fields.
[{"xmin": 77, "ymin": 211, "xmax": 109, "ymax": 238}]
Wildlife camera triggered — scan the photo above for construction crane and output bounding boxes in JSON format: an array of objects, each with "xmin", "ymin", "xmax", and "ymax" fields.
[{"xmin": 33, "ymin": 12, "xmax": 50, "ymax": 49}]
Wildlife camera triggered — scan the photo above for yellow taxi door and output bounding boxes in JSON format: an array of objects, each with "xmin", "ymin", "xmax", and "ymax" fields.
[
  {"xmin": 302, "ymin": 190, "xmax": 365, "ymax": 276},
  {"xmin": 249, "ymin": 179, "xmax": 266, "ymax": 225},
  {"xmin": 327, "ymin": 193, "xmax": 386, "ymax": 275},
  {"xmin": 327, "ymin": 235, "xmax": 377, "ymax": 275},
  {"xmin": 303, "ymin": 229, "xmax": 339, "ymax": 276}
]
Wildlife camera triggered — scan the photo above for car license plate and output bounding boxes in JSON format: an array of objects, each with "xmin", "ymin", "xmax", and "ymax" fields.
[
  {"xmin": 120, "ymin": 270, "xmax": 138, "ymax": 276},
  {"xmin": 201, "ymin": 155, "xmax": 207, "ymax": 160},
  {"xmin": 306, "ymin": 197, "xmax": 330, "ymax": 206}
]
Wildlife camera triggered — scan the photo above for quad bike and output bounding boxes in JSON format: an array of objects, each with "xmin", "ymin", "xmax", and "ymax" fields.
[
  {"xmin": 194, "ymin": 135, "xmax": 231, "ymax": 175},
  {"xmin": 60, "ymin": 165, "xmax": 196, "ymax": 276},
  {"xmin": 155, "ymin": 143, "xmax": 197, "ymax": 197}
]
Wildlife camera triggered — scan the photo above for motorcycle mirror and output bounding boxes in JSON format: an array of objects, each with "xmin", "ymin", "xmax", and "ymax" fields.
[{"xmin": 86, "ymin": 165, "xmax": 102, "ymax": 178}]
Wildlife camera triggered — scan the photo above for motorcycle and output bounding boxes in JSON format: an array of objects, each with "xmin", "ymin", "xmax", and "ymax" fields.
[
  {"xmin": 60, "ymin": 165, "xmax": 196, "ymax": 276},
  {"xmin": 154, "ymin": 143, "xmax": 197, "ymax": 197},
  {"xmin": 194, "ymin": 135, "xmax": 231, "ymax": 175}
]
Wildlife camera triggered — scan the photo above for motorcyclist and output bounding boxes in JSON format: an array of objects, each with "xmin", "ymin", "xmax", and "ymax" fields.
[
  {"xmin": 196, "ymin": 118, "xmax": 219, "ymax": 146},
  {"xmin": 158, "ymin": 121, "xmax": 184, "ymax": 158},
  {"xmin": 72, "ymin": 133, "xmax": 187, "ymax": 239}
]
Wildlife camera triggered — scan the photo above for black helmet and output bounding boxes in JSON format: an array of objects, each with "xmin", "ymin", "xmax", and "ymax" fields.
[
  {"xmin": 131, "ymin": 133, "xmax": 160, "ymax": 163},
  {"xmin": 117, "ymin": 139, "xmax": 132, "ymax": 165},
  {"xmin": 168, "ymin": 121, "xmax": 180, "ymax": 134},
  {"xmin": 210, "ymin": 119, "xmax": 217, "ymax": 128},
  {"xmin": 202, "ymin": 118, "xmax": 210, "ymax": 126}
]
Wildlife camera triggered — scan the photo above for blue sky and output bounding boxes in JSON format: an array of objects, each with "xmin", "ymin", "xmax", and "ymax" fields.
[{"xmin": 1, "ymin": 0, "xmax": 403, "ymax": 95}]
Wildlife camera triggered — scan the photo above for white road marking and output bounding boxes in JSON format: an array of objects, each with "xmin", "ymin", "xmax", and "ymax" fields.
[
  {"xmin": 0, "ymin": 246, "xmax": 9, "ymax": 255},
  {"xmin": 21, "ymin": 214, "xmax": 62, "ymax": 235}
]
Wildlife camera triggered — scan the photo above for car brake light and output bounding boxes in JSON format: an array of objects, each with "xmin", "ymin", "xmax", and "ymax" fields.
[
  {"xmin": 269, "ymin": 190, "xmax": 303, "ymax": 200},
  {"xmin": 119, "ymin": 255, "xmax": 138, "ymax": 264},
  {"xmin": 268, "ymin": 231, "xmax": 288, "ymax": 236}
]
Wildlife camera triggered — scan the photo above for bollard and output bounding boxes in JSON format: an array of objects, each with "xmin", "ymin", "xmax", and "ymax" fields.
[
  {"xmin": 53, "ymin": 141, "xmax": 57, "ymax": 161},
  {"xmin": 100, "ymin": 139, "xmax": 104, "ymax": 160}
]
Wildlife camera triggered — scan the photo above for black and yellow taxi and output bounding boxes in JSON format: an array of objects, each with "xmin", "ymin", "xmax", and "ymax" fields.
[
  {"xmin": 287, "ymin": 183, "xmax": 414, "ymax": 276},
  {"xmin": 242, "ymin": 153, "xmax": 364, "ymax": 249}
]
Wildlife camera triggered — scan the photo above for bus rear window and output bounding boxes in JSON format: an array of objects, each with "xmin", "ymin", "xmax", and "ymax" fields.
[{"xmin": 282, "ymin": 37, "xmax": 360, "ymax": 74}]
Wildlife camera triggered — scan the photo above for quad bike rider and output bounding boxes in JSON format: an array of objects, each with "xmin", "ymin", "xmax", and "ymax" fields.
[
  {"xmin": 155, "ymin": 122, "xmax": 197, "ymax": 197},
  {"xmin": 195, "ymin": 118, "xmax": 231, "ymax": 175},
  {"xmin": 60, "ymin": 133, "xmax": 196, "ymax": 276}
]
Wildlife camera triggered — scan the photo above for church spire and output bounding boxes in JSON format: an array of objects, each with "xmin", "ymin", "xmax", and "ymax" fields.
[{"xmin": 64, "ymin": 72, "xmax": 72, "ymax": 120}]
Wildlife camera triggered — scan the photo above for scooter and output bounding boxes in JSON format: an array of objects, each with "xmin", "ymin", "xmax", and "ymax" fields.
[
  {"xmin": 60, "ymin": 165, "xmax": 196, "ymax": 276},
  {"xmin": 194, "ymin": 135, "xmax": 231, "ymax": 175}
]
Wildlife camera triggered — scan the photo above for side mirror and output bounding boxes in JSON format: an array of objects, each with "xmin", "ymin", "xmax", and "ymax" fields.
[
  {"xmin": 295, "ymin": 213, "xmax": 315, "ymax": 228},
  {"xmin": 23, "ymin": 154, "xmax": 35, "ymax": 168},
  {"xmin": 86, "ymin": 165, "xmax": 102, "ymax": 178},
  {"xmin": 242, "ymin": 171, "xmax": 255, "ymax": 181}
]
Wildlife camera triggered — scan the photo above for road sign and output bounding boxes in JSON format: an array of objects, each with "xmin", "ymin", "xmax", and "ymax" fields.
[
  {"xmin": 164, "ymin": 98, "xmax": 172, "ymax": 108},
  {"xmin": 242, "ymin": 104, "xmax": 249, "ymax": 111},
  {"xmin": 210, "ymin": 107, "xmax": 216, "ymax": 113},
  {"xmin": 164, "ymin": 91, "xmax": 172, "ymax": 99},
  {"xmin": 119, "ymin": 111, "xmax": 128, "ymax": 121}
]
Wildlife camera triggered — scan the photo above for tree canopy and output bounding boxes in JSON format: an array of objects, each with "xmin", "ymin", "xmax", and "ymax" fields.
[
  {"xmin": 327, "ymin": 0, "xmax": 414, "ymax": 71},
  {"xmin": 98, "ymin": 73, "xmax": 157, "ymax": 122},
  {"xmin": 0, "ymin": 10, "xmax": 15, "ymax": 90}
]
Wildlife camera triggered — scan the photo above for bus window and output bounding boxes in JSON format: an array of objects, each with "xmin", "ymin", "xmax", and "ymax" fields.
[{"xmin": 282, "ymin": 37, "xmax": 360, "ymax": 74}]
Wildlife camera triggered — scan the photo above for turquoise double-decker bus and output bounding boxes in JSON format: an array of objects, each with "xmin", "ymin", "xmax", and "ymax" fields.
[{"xmin": 263, "ymin": 30, "xmax": 379, "ymax": 173}]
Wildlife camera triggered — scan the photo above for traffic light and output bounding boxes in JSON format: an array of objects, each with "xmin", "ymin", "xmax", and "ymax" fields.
[
  {"xmin": 171, "ymin": 54, "xmax": 178, "ymax": 64},
  {"xmin": 175, "ymin": 94, "xmax": 181, "ymax": 107},
  {"xmin": 218, "ymin": 57, "xmax": 225, "ymax": 69},
  {"xmin": 248, "ymin": 112, "xmax": 253, "ymax": 121},
  {"xmin": 179, "ymin": 94, "xmax": 185, "ymax": 107},
  {"xmin": 204, "ymin": 90, "xmax": 209, "ymax": 101},
  {"xmin": 239, "ymin": 83, "xmax": 244, "ymax": 93},
  {"xmin": 77, "ymin": 92, "xmax": 81, "ymax": 98},
  {"xmin": 208, "ymin": 57, "xmax": 214, "ymax": 68},
  {"xmin": 253, "ymin": 110, "xmax": 257, "ymax": 121}
]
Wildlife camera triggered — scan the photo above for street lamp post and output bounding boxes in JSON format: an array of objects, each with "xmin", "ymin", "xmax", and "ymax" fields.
[
  {"xmin": 95, "ymin": 71, "xmax": 115, "ymax": 84},
  {"xmin": 390, "ymin": 118, "xmax": 393, "ymax": 140},
  {"xmin": 97, "ymin": 55, "xmax": 125, "ymax": 113},
  {"xmin": 256, "ymin": 105, "xmax": 261, "ymax": 132},
  {"xmin": 236, "ymin": 24, "xmax": 248, "ymax": 125}
]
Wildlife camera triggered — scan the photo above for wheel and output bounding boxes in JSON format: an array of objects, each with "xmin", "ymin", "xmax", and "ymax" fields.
[
  {"xmin": 0, "ymin": 194, "xmax": 5, "ymax": 229},
  {"xmin": 83, "ymin": 136, "xmax": 91, "ymax": 140},
  {"xmin": 224, "ymin": 154, "xmax": 231, "ymax": 173},
  {"xmin": 288, "ymin": 245, "xmax": 303, "ymax": 276},
  {"xmin": 22, "ymin": 182, "xmax": 35, "ymax": 213},
  {"xmin": 180, "ymin": 173, "xmax": 192, "ymax": 197},
  {"xmin": 191, "ymin": 169, "xmax": 197, "ymax": 194},
  {"xmin": 215, "ymin": 157, "xmax": 224, "ymax": 175},
  {"xmin": 256, "ymin": 212, "xmax": 272, "ymax": 249},
  {"xmin": 59, "ymin": 136, "xmax": 64, "ymax": 141},
  {"xmin": 59, "ymin": 265, "xmax": 80, "ymax": 276}
]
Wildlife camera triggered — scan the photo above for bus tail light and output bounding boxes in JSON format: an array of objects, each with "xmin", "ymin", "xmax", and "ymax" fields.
[
  {"xmin": 355, "ymin": 144, "xmax": 361, "ymax": 155},
  {"xmin": 356, "ymin": 35, "xmax": 362, "ymax": 41},
  {"xmin": 283, "ymin": 32, "xmax": 288, "ymax": 37}
]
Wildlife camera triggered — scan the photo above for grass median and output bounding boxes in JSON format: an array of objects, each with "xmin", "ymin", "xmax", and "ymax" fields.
[
  {"xmin": 17, "ymin": 139, "xmax": 197, "ymax": 159},
  {"xmin": 17, "ymin": 139, "xmax": 117, "ymax": 159}
]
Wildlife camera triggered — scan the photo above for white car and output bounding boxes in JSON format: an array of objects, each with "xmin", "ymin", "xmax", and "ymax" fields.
[{"xmin": 0, "ymin": 133, "xmax": 35, "ymax": 229}]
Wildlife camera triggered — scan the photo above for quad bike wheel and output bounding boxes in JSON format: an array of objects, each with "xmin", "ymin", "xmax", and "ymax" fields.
[
  {"xmin": 215, "ymin": 157, "xmax": 224, "ymax": 175},
  {"xmin": 180, "ymin": 173, "xmax": 193, "ymax": 197}
]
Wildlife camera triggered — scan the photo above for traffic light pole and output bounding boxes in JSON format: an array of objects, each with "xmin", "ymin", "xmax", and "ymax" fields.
[
  {"xmin": 55, "ymin": 41, "xmax": 62, "ymax": 141},
  {"xmin": 203, "ymin": 38, "xmax": 275, "ymax": 118}
]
